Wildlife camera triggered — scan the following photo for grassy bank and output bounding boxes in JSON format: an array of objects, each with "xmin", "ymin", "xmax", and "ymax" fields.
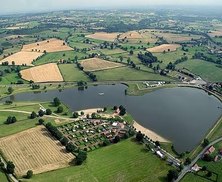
[
  {"xmin": 0, "ymin": 170, "xmax": 8, "ymax": 182},
  {"xmin": 28, "ymin": 139, "xmax": 172, "ymax": 182}
]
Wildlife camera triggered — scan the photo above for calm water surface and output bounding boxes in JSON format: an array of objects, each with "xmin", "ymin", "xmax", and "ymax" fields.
[{"xmin": 1, "ymin": 84, "xmax": 221, "ymax": 153}]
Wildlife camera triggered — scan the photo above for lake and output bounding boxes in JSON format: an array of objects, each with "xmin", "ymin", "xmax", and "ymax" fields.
[{"xmin": 1, "ymin": 84, "xmax": 222, "ymax": 153}]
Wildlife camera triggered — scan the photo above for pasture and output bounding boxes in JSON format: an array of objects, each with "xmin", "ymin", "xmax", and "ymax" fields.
[
  {"xmin": 177, "ymin": 59, "xmax": 222, "ymax": 82},
  {"xmin": 21, "ymin": 63, "xmax": 63, "ymax": 83},
  {"xmin": 29, "ymin": 139, "xmax": 172, "ymax": 182},
  {"xmin": 94, "ymin": 67, "xmax": 174, "ymax": 81},
  {"xmin": 58, "ymin": 64, "xmax": 90, "ymax": 82},
  {"xmin": 0, "ymin": 171, "xmax": 8, "ymax": 182},
  {"xmin": 0, "ymin": 126, "xmax": 74, "ymax": 176},
  {"xmin": 22, "ymin": 38, "xmax": 73, "ymax": 53},
  {"xmin": 0, "ymin": 111, "xmax": 38, "ymax": 138},
  {"xmin": 147, "ymin": 44, "xmax": 181, "ymax": 53},
  {"xmin": 0, "ymin": 51, "xmax": 43, "ymax": 66},
  {"xmin": 86, "ymin": 32, "xmax": 119, "ymax": 41},
  {"xmin": 33, "ymin": 50, "xmax": 87, "ymax": 65},
  {"xmin": 80, "ymin": 58, "xmax": 124, "ymax": 71}
]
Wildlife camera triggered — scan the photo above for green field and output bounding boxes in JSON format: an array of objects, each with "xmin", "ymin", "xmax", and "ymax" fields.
[
  {"xmin": 33, "ymin": 51, "xmax": 87, "ymax": 65},
  {"xmin": 177, "ymin": 59, "xmax": 222, "ymax": 82},
  {"xmin": 59, "ymin": 64, "xmax": 90, "ymax": 82},
  {"xmin": 0, "ymin": 171, "xmax": 8, "ymax": 182},
  {"xmin": 182, "ymin": 141, "xmax": 222, "ymax": 182},
  {"xmin": 182, "ymin": 173, "xmax": 209, "ymax": 182},
  {"xmin": 29, "ymin": 139, "xmax": 172, "ymax": 182},
  {"xmin": 0, "ymin": 111, "xmax": 38, "ymax": 138},
  {"xmin": 94, "ymin": 67, "xmax": 174, "ymax": 81},
  {"xmin": 153, "ymin": 49, "xmax": 191, "ymax": 68},
  {"xmin": 207, "ymin": 117, "xmax": 222, "ymax": 142}
]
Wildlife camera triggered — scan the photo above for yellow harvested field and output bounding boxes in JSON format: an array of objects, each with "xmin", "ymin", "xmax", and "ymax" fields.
[
  {"xmin": 147, "ymin": 44, "xmax": 181, "ymax": 53},
  {"xmin": 21, "ymin": 63, "xmax": 63, "ymax": 82},
  {"xmin": 208, "ymin": 30, "xmax": 222, "ymax": 37},
  {"xmin": 119, "ymin": 31, "xmax": 142, "ymax": 39},
  {"xmin": 86, "ymin": 32, "xmax": 119, "ymax": 41},
  {"xmin": 0, "ymin": 126, "xmax": 74, "ymax": 176},
  {"xmin": 81, "ymin": 58, "xmax": 124, "ymax": 72},
  {"xmin": 22, "ymin": 38, "xmax": 73, "ymax": 53},
  {"xmin": 0, "ymin": 51, "xmax": 43, "ymax": 66}
]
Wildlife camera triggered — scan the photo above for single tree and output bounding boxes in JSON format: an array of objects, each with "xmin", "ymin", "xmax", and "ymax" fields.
[
  {"xmin": 38, "ymin": 119, "xmax": 45, "ymax": 125},
  {"xmin": 167, "ymin": 169, "xmax": 178, "ymax": 181},
  {"xmin": 203, "ymin": 138, "xmax": 209, "ymax": 147},
  {"xmin": 57, "ymin": 106, "xmax": 64, "ymax": 113},
  {"xmin": 6, "ymin": 161, "xmax": 15, "ymax": 174},
  {"xmin": 26, "ymin": 170, "xmax": 33, "ymax": 179},
  {"xmin": 76, "ymin": 150, "xmax": 87, "ymax": 165},
  {"xmin": 53, "ymin": 97, "xmax": 61, "ymax": 106},
  {"xmin": 61, "ymin": 137, "xmax": 69, "ymax": 146},
  {"xmin": 30, "ymin": 111, "xmax": 37, "ymax": 119},
  {"xmin": 8, "ymin": 87, "xmax": 14, "ymax": 94},
  {"xmin": 113, "ymin": 135, "xmax": 120, "ymax": 143},
  {"xmin": 46, "ymin": 109, "xmax": 52, "ymax": 115},
  {"xmin": 136, "ymin": 131, "xmax": 144, "ymax": 142},
  {"xmin": 73, "ymin": 112, "xmax": 79, "ymax": 118},
  {"xmin": 38, "ymin": 110, "xmax": 45, "ymax": 117}
]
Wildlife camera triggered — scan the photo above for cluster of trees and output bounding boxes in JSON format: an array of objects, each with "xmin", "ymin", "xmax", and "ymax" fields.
[
  {"xmin": 138, "ymin": 52, "xmax": 158, "ymax": 65},
  {"xmin": 0, "ymin": 160, "xmax": 16, "ymax": 175},
  {"xmin": 118, "ymin": 105, "xmax": 126, "ymax": 116},
  {"xmin": 136, "ymin": 131, "xmax": 144, "ymax": 142},
  {"xmin": 193, "ymin": 52, "xmax": 222, "ymax": 65},
  {"xmin": 174, "ymin": 56, "xmax": 188, "ymax": 65},
  {"xmin": 76, "ymin": 150, "xmax": 87, "ymax": 165},
  {"xmin": 73, "ymin": 112, "xmax": 79, "ymax": 118},
  {"xmin": 76, "ymin": 62, "xmax": 83, "ymax": 70},
  {"xmin": 166, "ymin": 56, "xmax": 188, "ymax": 70},
  {"xmin": 166, "ymin": 62, "xmax": 175, "ymax": 70},
  {"xmin": 202, "ymin": 154, "xmax": 214, "ymax": 162},
  {"xmin": 45, "ymin": 122, "xmax": 87, "ymax": 165},
  {"xmin": 86, "ymin": 72, "xmax": 97, "ymax": 81},
  {"xmin": 167, "ymin": 169, "xmax": 178, "ymax": 181},
  {"xmin": 5, "ymin": 116, "xmax": 17, "ymax": 124},
  {"xmin": 30, "ymin": 111, "xmax": 37, "ymax": 119},
  {"xmin": 31, "ymin": 84, "xmax": 40, "ymax": 90},
  {"xmin": 45, "ymin": 122, "xmax": 63, "ymax": 141},
  {"xmin": 178, "ymin": 69, "xmax": 195, "ymax": 78},
  {"xmin": 0, "ymin": 64, "xmax": 23, "ymax": 84},
  {"xmin": 8, "ymin": 87, "xmax": 14, "ymax": 94},
  {"xmin": 53, "ymin": 97, "xmax": 61, "ymax": 107}
]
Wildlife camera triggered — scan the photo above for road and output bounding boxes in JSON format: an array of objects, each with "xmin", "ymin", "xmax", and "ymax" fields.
[{"xmin": 175, "ymin": 137, "xmax": 222, "ymax": 182}]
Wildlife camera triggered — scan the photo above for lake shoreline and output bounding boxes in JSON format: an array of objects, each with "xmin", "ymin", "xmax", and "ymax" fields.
[{"xmin": 133, "ymin": 120, "xmax": 170, "ymax": 143}]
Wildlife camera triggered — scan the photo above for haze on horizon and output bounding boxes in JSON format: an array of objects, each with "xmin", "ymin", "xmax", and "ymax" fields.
[{"xmin": 1, "ymin": 0, "xmax": 222, "ymax": 15}]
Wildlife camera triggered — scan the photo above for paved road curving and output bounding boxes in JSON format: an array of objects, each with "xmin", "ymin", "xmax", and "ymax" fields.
[{"xmin": 175, "ymin": 137, "xmax": 222, "ymax": 182}]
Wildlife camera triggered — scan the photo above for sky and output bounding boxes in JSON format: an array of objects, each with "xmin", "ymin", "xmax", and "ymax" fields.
[{"xmin": 1, "ymin": 0, "xmax": 222, "ymax": 15}]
